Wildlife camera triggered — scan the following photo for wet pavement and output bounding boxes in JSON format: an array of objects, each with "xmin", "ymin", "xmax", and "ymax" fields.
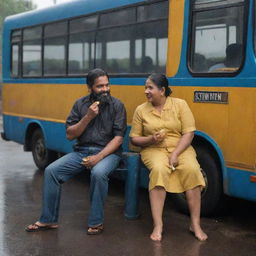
[{"xmin": 0, "ymin": 115, "xmax": 256, "ymax": 256}]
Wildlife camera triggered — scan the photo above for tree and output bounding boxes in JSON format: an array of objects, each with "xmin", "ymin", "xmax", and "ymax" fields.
[{"xmin": 0, "ymin": 0, "xmax": 36, "ymax": 56}]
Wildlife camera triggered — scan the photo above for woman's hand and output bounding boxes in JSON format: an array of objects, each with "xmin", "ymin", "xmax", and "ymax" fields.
[
  {"xmin": 131, "ymin": 130, "xmax": 166, "ymax": 147},
  {"xmin": 169, "ymin": 152, "xmax": 178, "ymax": 171},
  {"xmin": 152, "ymin": 130, "xmax": 166, "ymax": 144},
  {"xmin": 168, "ymin": 132, "xmax": 194, "ymax": 170}
]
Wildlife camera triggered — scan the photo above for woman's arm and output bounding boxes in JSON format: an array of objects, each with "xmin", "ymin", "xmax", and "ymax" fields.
[
  {"xmin": 130, "ymin": 132, "xmax": 164, "ymax": 147},
  {"xmin": 169, "ymin": 132, "xmax": 194, "ymax": 168}
]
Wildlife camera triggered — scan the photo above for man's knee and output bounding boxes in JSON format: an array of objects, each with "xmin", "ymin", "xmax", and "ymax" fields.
[
  {"xmin": 44, "ymin": 164, "xmax": 61, "ymax": 183},
  {"xmin": 45, "ymin": 165, "xmax": 54, "ymax": 177},
  {"xmin": 91, "ymin": 167, "xmax": 109, "ymax": 182}
]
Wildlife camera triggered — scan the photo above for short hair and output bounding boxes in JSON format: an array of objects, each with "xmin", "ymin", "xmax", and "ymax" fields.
[
  {"xmin": 225, "ymin": 43, "xmax": 242, "ymax": 67},
  {"xmin": 147, "ymin": 73, "xmax": 172, "ymax": 97},
  {"xmin": 86, "ymin": 68, "xmax": 109, "ymax": 88}
]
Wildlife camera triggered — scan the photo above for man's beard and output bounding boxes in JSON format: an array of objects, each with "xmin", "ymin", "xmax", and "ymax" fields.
[{"xmin": 90, "ymin": 91, "xmax": 111, "ymax": 106}]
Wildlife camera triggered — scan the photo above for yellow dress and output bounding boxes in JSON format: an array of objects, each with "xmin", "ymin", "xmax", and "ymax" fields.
[{"xmin": 130, "ymin": 97, "xmax": 205, "ymax": 193}]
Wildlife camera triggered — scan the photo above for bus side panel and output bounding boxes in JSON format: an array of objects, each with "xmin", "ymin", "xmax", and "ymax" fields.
[
  {"xmin": 226, "ymin": 167, "xmax": 256, "ymax": 201},
  {"xmin": 36, "ymin": 120, "xmax": 74, "ymax": 153},
  {"xmin": 3, "ymin": 114, "xmax": 26, "ymax": 144},
  {"xmin": 3, "ymin": 114, "xmax": 74, "ymax": 153}
]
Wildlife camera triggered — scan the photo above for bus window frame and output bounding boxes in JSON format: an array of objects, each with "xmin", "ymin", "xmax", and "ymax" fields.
[
  {"xmin": 10, "ymin": 0, "xmax": 168, "ymax": 79},
  {"xmin": 11, "ymin": 29, "xmax": 22, "ymax": 78},
  {"xmin": 187, "ymin": 0, "xmax": 249, "ymax": 77},
  {"xmin": 254, "ymin": 0, "xmax": 256, "ymax": 55},
  {"xmin": 21, "ymin": 25, "xmax": 43, "ymax": 78},
  {"xmin": 43, "ymin": 21, "xmax": 68, "ymax": 77},
  {"xmin": 11, "ymin": 43, "xmax": 20, "ymax": 78}
]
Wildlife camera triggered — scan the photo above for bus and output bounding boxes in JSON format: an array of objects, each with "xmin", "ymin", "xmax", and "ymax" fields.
[{"xmin": 1, "ymin": 0, "xmax": 256, "ymax": 216}]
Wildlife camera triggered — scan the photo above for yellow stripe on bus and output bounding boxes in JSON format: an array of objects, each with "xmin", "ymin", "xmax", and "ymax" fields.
[
  {"xmin": 2, "ymin": 83, "xmax": 146, "ymax": 124},
  {"xmin": 2, "ymin": 83, "xmax": 255, "ymax": 171}
]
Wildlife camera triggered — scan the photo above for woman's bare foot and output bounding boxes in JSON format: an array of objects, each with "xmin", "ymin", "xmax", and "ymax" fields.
[
  {"xmin": 190, "ymin": 224, "xmax": 208, "ymax": 241},
  {"xmin": 150, "ymin": 225, "xmax": 163, "ymax": 241}
]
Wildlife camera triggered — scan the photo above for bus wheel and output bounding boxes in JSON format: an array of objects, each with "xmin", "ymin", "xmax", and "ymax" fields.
[
  {"xmin": 171, "ymin": 145, "xmax": 224, "ymax": 217},
  {"xmin": 31, "ymin": 129, "xmax": 57, "ymax": 170}
]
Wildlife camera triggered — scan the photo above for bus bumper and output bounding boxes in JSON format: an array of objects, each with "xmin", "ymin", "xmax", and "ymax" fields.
[{"xmin": 1, "ymin": 132, "xmax": 9, "ymax": 141}]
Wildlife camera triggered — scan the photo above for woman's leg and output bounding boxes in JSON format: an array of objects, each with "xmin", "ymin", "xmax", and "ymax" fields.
[
  {"xmin": 186, "ymin": 186, "xmax": 208, "ymax": 241},
  {"xmin": 149, "ymin": 186, "xmax": 166, "ymax": 241}
]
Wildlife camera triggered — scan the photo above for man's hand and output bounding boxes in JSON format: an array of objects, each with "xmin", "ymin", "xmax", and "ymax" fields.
[
  {"xmin": 81, "ymin": 154, "xmax": 103, "ymax": 168},
  {"xmin": 87, "ymin": 101, "xmax": 100, "ymax": 119}
]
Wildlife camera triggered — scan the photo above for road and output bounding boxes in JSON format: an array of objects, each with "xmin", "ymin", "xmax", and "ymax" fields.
[{"xmin": 0, "ymin": 116, "xmax": 256, "ymax": 256}]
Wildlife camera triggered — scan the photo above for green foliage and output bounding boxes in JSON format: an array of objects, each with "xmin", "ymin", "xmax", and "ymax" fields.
[{"xmin": 0, "ymin": 0, "xmax": 36, "ymax": 55}]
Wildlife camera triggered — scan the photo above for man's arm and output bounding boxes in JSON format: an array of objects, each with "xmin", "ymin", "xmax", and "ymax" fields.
[
  {"xmin": 66, "ymin": 102, "xmax": 99, "ymax": 140},
  {"xmin": 83, "ymin": 100, "xmax": 126, "ymax": 168}
]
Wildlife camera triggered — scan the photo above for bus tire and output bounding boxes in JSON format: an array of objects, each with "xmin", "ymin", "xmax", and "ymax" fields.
[
  {"xmin": 171, "ymin": 145, "xmax": 224, "ymax": 217},
  {"xmin": 31, "ymin": 129, "xmax": 57, "ymax": 170}
]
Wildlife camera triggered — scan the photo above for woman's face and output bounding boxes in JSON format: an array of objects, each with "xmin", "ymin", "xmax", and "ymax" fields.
[{"xmin": 145, "ymin": 79, "xmax": 164, "ymax": 103}]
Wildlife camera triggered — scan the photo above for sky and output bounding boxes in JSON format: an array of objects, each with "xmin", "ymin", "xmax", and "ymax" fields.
[{"xmin": 32, "ymin": 0, "xmax": 73, "ymax": 9}]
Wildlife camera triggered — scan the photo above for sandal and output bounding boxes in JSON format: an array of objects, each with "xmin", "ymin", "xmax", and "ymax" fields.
[
  {"xmin": 25, "ymin": 222, "xmax": 58, "ymax": 232},
  {"xmin": 87, "ymin": 224, "xmax": 104, "ymax": 235}
]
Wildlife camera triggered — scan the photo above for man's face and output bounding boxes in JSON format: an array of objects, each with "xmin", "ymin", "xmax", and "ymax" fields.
[
  {"xmin": 90, "ymin": 76, "xmax": 111, "ymax": 104},
  {"xmin": 91, "ymin": 76, "xmax": 110, "ymax": 95}
]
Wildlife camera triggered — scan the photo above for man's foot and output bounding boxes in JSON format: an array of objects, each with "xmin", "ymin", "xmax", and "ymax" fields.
[
  {"xmin": 189, "ymin": 225, "xmax": 208, "ymax": 241},
  {"xmin": 150, "ymin": 225, "xmax": 163, "ymax": 241},
  {"xmin": 25, "ymin": 221, "xmax": 58, "ymax": 232},
  {"xmin": 87, "ymin": 224, "xmax": 104, "ymax": 235}
]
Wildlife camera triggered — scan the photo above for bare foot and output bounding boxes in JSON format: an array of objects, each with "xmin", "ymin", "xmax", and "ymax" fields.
[
  {"xmin": 190, "ymin": 225, "xmax": 208, "ymax": 241},
  {"xmin": 150, "ymin": 225, "xmax": 163, "ymax": 241}
]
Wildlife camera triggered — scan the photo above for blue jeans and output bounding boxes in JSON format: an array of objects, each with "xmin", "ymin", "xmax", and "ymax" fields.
[{"xmin": 39, "ymin": 147, "xmax": 121, "ymax": 227}]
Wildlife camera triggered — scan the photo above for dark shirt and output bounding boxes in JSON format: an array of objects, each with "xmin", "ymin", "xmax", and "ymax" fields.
[{"xmin": 66, "ymin": 95, "xmax": 127, "ymax": 153}]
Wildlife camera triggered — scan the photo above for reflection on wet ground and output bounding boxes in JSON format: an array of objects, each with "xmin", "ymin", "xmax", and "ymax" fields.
[{"xmin": 0, "ymin": 137, "xmax": 256, "ymax": 256}]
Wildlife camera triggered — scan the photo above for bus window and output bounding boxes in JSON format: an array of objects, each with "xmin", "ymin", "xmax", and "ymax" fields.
[
  {"xmin": 68, "ymin": 32, "xmax": 95, "ymax": 75},
  {"xmin": 189, "ymin": 0, "xmax": 246, "ymax": 74},
  {"xmin": 137, "ymin": 1, "xmax": 168, "ymax": 21},
  {"xmin": 135, "ymin": 1, "xmax": 168, "ymax": 73},
  {"xmin": 100, "ymin": 8, "xmax": 136, "ymax": 28},
  {"xmin": 11, "ymin": 45, "xmax": 19, "ymax": 77},
  {"xmin": 11, "ymin": 30, "xmax": 21, "ymax": 77},
  {"xmin": 22, "ymin": 26, "xmax": 42, "ymax": 77},
  {"xmin": 96, "ymin": 26, "xmax": 135, "ymax": 73},
  {"xmin": 44, "ymin": 22, "xmax": 67, "ymax": 76},
  {"xmin": 136, "ymin": 20, "xmax": 168, "ymax": 73},
  {"xmin": 96, "ymin": 1, "xmax": 168, "ymax": 74},
  {"xmin": 96, "ymin": 8, "xmax": 136, "ymax": 74},
  {"xmin": 68, "ymin": 16, "xmax": 97, "ymax": 75},
  {"xmin": 69, "ymin": 15, "xmax": 97, "ymax": 33}
]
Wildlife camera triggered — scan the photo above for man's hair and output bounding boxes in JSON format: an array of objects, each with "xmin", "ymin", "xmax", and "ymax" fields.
[{"xmin": 86, "ymin": 68, "xmax": 109, "ymax": 88}]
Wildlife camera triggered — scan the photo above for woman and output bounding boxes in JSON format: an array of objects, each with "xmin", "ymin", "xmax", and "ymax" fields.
[{"xmin": 130, "ymin": 73, "xmax": 208, "ymax": 242}]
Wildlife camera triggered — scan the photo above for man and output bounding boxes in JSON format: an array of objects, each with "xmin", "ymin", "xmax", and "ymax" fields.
[
  {"xmin": 209, "ymin": 43, "xmax": 242, "ymax": 72},
  {"xmin": 26, "ymin": 68, "xmax": 127, "ymax": 235}
]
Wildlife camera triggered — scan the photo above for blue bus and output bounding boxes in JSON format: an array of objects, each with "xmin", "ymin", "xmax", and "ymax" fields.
[{"xmin": 1, "ymin": 0, "xmax": 256, "ymax": 215}]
